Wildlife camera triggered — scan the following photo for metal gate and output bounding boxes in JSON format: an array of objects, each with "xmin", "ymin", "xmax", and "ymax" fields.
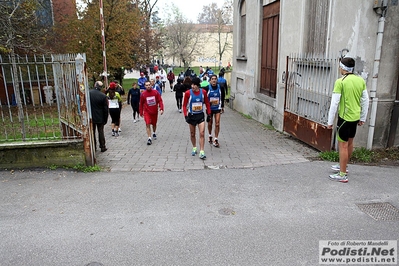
[
  {"xmin": 0, "ymin": 53, "xmax": 94, "ymax": 165},
  {"xmin": 283, "ymin": 54, "xmax": 339, "ymax": 151}
]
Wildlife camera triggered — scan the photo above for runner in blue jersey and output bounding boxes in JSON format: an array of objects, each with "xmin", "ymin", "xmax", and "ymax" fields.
[
  {"xmin": 182, "ymin": 77, "xmax": 211, "ymax": 159},
  {"xmin": 207, "ymin": 74, "xmax": 225, "ymax": 147}
]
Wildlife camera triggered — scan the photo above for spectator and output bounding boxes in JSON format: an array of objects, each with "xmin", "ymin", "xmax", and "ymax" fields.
[{"xmin": 89, "ymin": 81, "xmax": 108, "ymax": 152}]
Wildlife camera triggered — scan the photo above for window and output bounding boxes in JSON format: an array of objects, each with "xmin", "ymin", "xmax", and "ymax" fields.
[
  {"xmin": 239, "ymin": 0, "xmax": 246, "ymax": 57},
  {"xmin": 260, "ymin": 1, "xmax": 280, "ymax": 98},
  {"xmin": 306, "ymin": 0, "xmax": 330, "ymax": 54}
]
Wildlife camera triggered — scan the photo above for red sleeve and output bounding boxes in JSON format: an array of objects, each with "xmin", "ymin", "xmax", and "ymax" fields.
[
  {"xmin": 203, "ymin": 89, "xmax": 211, "ymax": 115},
  {"xmin": 182, "ymin": 90, "xmax": 190, "ymax": 117}
]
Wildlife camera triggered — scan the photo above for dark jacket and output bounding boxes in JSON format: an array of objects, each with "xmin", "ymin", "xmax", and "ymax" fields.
[
  {"xmin": 89, "ymin": 89, "xmax": 109, "ymax": 124},
  {"xmin": 127, "ymin": 88, "xmax": 141, "ymax": 104},
  {"xmin": 173, "ymin": 83, "xmax": 185, "ymax": 97}
]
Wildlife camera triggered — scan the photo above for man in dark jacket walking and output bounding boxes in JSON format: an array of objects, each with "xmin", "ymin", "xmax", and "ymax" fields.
[{"xmin": 90, "ymin": 81, "xmax": 109, "ymax": 152}]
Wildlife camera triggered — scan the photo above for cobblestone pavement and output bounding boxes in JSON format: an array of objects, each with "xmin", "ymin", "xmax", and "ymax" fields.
[{"xmin": 96, "ymin": 74, "xmax": 319, "ymax": 172}]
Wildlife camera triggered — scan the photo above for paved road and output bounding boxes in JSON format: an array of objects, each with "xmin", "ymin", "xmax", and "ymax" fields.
[
  {"xmin": 96, "ymin": 72, "xmax": 319, "ymax": 172},
  {"xmin": 1, "ymin": 162, "xmax": 398, "ymax": 265}
]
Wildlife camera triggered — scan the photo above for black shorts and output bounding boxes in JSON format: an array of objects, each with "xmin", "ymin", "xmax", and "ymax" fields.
[
  {"xmin": 210, "ymin": 109, "xmax": 221, "ymax": 115},
  {"xmin": 337, "ymin": 117, "xmax": 359, "ymax": 142},
  {"xmin": 186, "ymin": 113, "xmax": 205, "ymax": 126}
]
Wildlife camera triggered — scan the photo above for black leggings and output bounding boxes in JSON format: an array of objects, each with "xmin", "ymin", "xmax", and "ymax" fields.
[
  {"xmin": 175, "ymin": 95, "xmax": 183, "ymax": 109},
  {"xmin": 131, "ymin": 102, "xmax": 139, "ymax": 119}
]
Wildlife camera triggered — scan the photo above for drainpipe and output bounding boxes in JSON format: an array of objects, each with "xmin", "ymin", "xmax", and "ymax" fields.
[{"xmin": 367, "ymin": 5, "xmax": 387, "ymax": 149}]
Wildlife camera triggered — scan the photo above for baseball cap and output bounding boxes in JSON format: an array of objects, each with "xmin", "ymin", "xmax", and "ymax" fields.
[{"xmin": 109, "ymin": 82, "xmax": 116, "ymax": 89}]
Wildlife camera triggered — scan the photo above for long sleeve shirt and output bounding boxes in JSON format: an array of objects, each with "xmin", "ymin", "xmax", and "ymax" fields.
[{"xmin": 139, "ymin": 89, "xmax": 164, "ymax": 116}]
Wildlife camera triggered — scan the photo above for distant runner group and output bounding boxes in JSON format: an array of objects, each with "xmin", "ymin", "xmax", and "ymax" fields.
[{"xmin": 89, "ymin": 66, "xmax": 228, "ymax": 160}]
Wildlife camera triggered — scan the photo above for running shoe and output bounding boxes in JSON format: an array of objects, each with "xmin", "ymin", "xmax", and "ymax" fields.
[
  {"xmin": 331, "ymin": 164, "xmax": 349, "ymax": 173},
  {"xmin": 147, "ymin": 138, "xmax": 152, "ymax": 145},
  {"xmin": 208, "ymin": 136, "xmax": 213, "ymax": 144},
  {"xmin": 213, "ymin": 139, "xmax": 219, "ymax": 148},
  {"xmin": 115, "ymin": 132, "xmax": 119, "ymax": 137},
  {"xmin": 199, "ymin": 151, "xmax": 206, "ymax": 160},
  {"xmin": 329, "ymin": 173, "xmax": 348, "ymax": 183},
  {"xmin": 118, "ymin": 128, "xmax": 122, "ymax": 132},
  {"xmin": 133, "ymin": 120, "xmax": 137, "ymax": 123},
  {"xmin": 112, "ymin": 131, "xmax": 115, "ymax": 136},
  {"xmin": 153, "ymin": 133, "xmax": 157, "ymax": 140},
  {"xmin": 191, "ymin": 147, "xmax": 197, "ymax": 156}
]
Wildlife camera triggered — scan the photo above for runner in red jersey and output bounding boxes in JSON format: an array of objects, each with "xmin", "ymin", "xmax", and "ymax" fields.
[{"xmin": 139, "ymin": 81, "xmax": 164, "ymax": 145}]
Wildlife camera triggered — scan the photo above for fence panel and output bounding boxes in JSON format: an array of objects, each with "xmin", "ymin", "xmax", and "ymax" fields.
[
  {"xmin": 0, "ymin": 53, "xmax": 84, "ymax": 142},
  {"xmin": 285, "ymin": 53, "xmax": 339, "ymax": 124},
  {"xmin": 284, "ymin": 54, "xmax": 339, "ymax": 151}
]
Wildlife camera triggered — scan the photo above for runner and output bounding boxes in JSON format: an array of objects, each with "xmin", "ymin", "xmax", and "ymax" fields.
[
  {"xmin": 127, "ymin": 82, "xmax": 141, "ymax": 123},
  {"xmin": 106, "ymin": 83, "xmax": 122, "ymax": 137},
  {"xmin": 139, "ymin": 81, "xmax": 164, "ymax": 145},
  {"xmin": 173, "ymin": 78, "xmax": 184, "ymax": 113},
  {"xmin": 207, "ymin": 74, "xmax": 225, "ymax": 147},
  {"xmin": 138, "ymin": 72, "xmax": 147, "ymax": 94},
  {"xmin": 182, "ymin": 77, "xmax": 211, "ymax": 159},
  {"xmin": 327, "ymin": 57, "xmax": 369, "ymax": 183},
  {"xmin": 167, "ymin": 70, "xmax": 175, "ymax": 92},
  {"xmin": 159, "ymin": 69, "xmax": 167, "ymax": 92}
]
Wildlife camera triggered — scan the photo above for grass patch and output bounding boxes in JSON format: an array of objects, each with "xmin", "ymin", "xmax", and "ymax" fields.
[
  {"xmin": 47, "ymin": 163, "xmax": 102, "ymax": 173},
  {"xmin": 319, "ymin": 150, "xmax": 339, "ymax": 162},
  {"xmin": 351, "ymin": 147, "xmax": 373, "ymax": 163},
  {"xmin": 122, "ymin": 78, "xmax": 138, "ymax": 88},
  {"xmin": 1, "ymin": 115, "xmax": 61, "ymax": 142},
  {"xmin": 262, "ymin": 123, "xmax": 275, "ymax": 131},
  {"xmin": 240, "ymin": 113, "xmax": 252, "ymax": 119},
  {"xmin": 72, "ymin": 164, "xmax": 102, "ymax": 173},
  {"xmin": 319, "ymin": 146, "xmax": 399, "ymax": 165}
]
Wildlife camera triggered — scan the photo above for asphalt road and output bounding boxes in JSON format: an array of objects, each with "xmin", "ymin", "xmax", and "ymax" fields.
[{"xmin": 1, "ymin": 162, "xmax": 398, "ymax": 265}]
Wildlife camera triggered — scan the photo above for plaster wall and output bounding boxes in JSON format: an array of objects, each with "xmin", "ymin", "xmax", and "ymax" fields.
[{"xmin": 232, "ymin": 0, "xmax": 399, "ymax": 149}]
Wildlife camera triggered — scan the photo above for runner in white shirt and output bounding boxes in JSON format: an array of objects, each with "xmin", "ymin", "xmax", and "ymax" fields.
[{"xmin": 159, "ymin": 69, "xmax": 167, "ymax": 92}]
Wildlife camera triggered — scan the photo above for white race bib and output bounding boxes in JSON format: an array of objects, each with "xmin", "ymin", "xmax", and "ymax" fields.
[
  {"xmin": 146, "ymin": 96, "xmax": 156, "ymax": 106},
  {"xmin": 108, "ymin": 99, "xmax": 119, "ymax": 108}
]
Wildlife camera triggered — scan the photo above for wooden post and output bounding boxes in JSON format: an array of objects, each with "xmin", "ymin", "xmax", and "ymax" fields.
[{"xmin": 75, "ymin": 54, "xmax": 95, "ymax": 166}]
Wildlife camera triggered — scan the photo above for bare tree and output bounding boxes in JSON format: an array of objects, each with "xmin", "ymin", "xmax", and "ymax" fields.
[
  {"xmin": 131, "ymin": 0, "xmax": 163, "ymax": 65},
  {"xmin": 197, "ymin": 0, "xmax": 233, "ymax": 66},
  {"xmin": 163, "ymin": 4, "xmax": 201, "ymax": 67}
]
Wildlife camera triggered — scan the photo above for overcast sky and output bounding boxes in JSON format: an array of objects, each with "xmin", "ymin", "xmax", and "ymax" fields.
[
  {"xmin": 156, "ymin": 0, "xmax": 225, "ymax": 22},
  {"xmin": 77, "ymin": 0, "xmax": 226, "ymax": 23}
]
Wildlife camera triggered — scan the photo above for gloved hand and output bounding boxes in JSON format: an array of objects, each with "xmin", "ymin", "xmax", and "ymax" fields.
[{"xmin": 206, "ymin": 115, "xmax": 211, "ymax": 122}]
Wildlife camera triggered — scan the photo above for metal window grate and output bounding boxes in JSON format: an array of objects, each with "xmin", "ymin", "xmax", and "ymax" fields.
[{"xmin": 356, "ymin": 202, "xmax": 399, "ymax": 221}]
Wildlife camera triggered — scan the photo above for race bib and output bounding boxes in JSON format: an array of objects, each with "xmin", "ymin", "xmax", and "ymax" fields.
[
  {"xmin": 146, "ymin": 96, "xmax": 156, "ymax": 106},
  {"xmin": 192, "ymin": 102, "xmax": 203, "ymax": 112},
  {"xmin": 108, "ymin": 99, "xmax": 119, "ymax": 108},
  {"xmin": 210, "ymin": 97, "xmax": 219, "ymax": 106}
]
